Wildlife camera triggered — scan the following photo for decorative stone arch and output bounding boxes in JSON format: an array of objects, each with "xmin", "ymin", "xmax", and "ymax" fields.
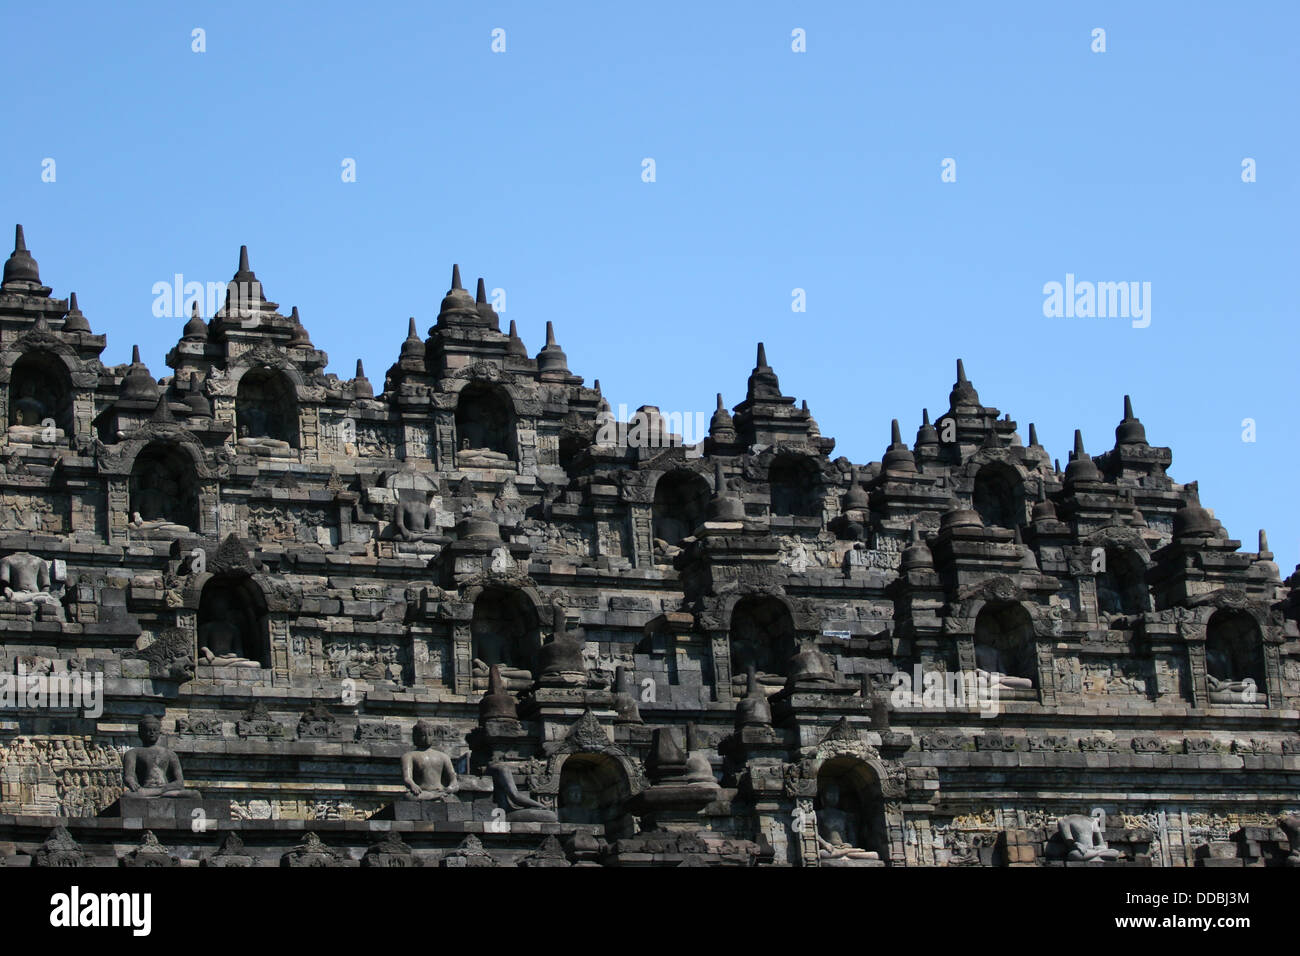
[
  {"xmin": 534, "ymin": 711, "xmax": 647, "ymax": 805},
  {"xmin": 1081, "ymin": 530, "xmax": 1152, "ymax": 619},
  {"xmin": 455, "ymin": 575, "xmax": 547, "ymax": 695},
  {"xmin": 650, "ymin": 467, "xmax": 712, "ymax": 548},
  {"xmin": 554, "ymin": 752, "xmax": 636, "ymax": 823},
  {"xmin": 223, "ymin": 347, "xmax": 309, "ymax": 388},
  {"xmin": 721, "ymin": 590, "xmax": 803, "ymax": 698},
  {"xmin": 0, "ymin": 341, "xmax": 79, "ymax": 443},
  {"xmin": 98, "ymin": 427, "xmax": 221, "ymax": 543},
  {"xmin": 217, "ymin": 349, "xmax": 320, "ymax": 458},
  {"xmin": 451, "ymin": 379, "xmax": 517, "ymax": 461},
  {"xmin": 176, "ymin": 569, "xmax": 274, "ymax": 673},
  {"xmin": 1204, "ymin": 604, "xmax": 1270, "ymax": 706},
  {"xmin": 612, "ymin": 453, "xmax": 713, "ymax": 568},
  {"xmin": 968, "ymin": 459, "xmax": 1027, "ymax": 529},
  {"xmin": 947, "ymin": 576, "xmax": 1059, "ymax": 703},
  {"xmin": 812, "ymin": 755, "xmax": 891, "ymax": 862},
  {"xmin": 129, "ymin": 440, "xmax": 201, "ymax": 531},
  {"xmin": 781, "ymin": 727, "xmax": 906, "ymax": 866},
  {"xmin": 765, "ymin": 450, "xmax": 825, "ymax": 518},
  {"xmin": 1177, "ymin": 590, "xmax": 1282, "ymax": 709},
  {"xmin": 234, "ymin": 366, "xmax": 300, "ymax": 449}
]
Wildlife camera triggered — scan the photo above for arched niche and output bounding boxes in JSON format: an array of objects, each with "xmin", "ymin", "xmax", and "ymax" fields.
[
  {"xmin": 455, "ymin": 382, "xmax": 515, "ymax": 461},
  {"xmin": 8, "ymin": 350, "xmax": 74, "ymax": 441},
  {"xmin": 1205, "ymin": 608, "xmax": 1266, "ymax": 700},
  {"xmin": 1096, "ymin": 547, "xmax": 1150, "ymax": 617},
  {"xmin": 974, "ymin": 601, "xmax": 1037, "ymax": 686},
  {"xmin": 236, "ymin": 367, "xmax": 298, "ymax": 447},
  {"xmin": 557, "ymin": 752, "xmax": 629, "ymax": 824},
  {"xmin": 129, "ymin": 441, "xmax": 199, "ymax": 530},
  {"xmin": 816, "ymin": 757, "xmax": 888, "ymax": 862},
  {"xmin": 972, "ymin": 462, "xmax": 1021, "ymax": 529},
  {"xmin": 197, "ymin": 574, "xmax": 269, "ymax": 667},
  {"xmin": 470, "ymin": 586, "xmax": 540, "ymax": 691},
  {"xmin": 652, "ymin": 469, "xmax": 711, "ymax": 547},
  {"xmin": 729, "ymin": 595, "xmax": 798, "ymax": 691},
  {"xmin": 769, "ymin": 454, "xmax": 821, "ymax": 517}
]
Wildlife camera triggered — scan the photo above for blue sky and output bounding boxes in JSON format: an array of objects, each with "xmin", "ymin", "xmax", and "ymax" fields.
[{"xmin": 2, "ymin": 2, "xmax": 1296, "ymax": 571}]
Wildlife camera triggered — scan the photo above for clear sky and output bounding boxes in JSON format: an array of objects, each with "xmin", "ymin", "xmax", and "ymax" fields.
[{"xmin": 2, "ymin": 2, "xmax": 1296, "ymax": 572}]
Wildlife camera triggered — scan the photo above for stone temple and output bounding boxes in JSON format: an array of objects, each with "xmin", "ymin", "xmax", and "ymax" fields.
[{"xmin": 0, "ymin": 223, "xmax": 1296, "ymax": 868}]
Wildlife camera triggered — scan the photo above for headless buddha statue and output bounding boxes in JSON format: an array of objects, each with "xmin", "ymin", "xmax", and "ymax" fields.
[
  {"xmin": 1057, "ymin": 808, "xmax": 1120, "ymax": 862},
  {"xmin": 394, "ymin": 492, "xmax": 441, "ymax": 541},
  {"xmin": 488, "ymin": 762, "xmax": 556, "ymax": 822},
  {"xmin": 122, "ymin": 716, "xmax": 200, "ymax": 798},
  {"xmin": 400, "ymin": 719, "xmax": 460, "ymax": 801},
  {"xmin": 816, "ymin": 781, "xmax": 879, "ymax": 861},
  {"xmin": 0, "ymin": 551, "xmax": 58, "ymax": 605}
]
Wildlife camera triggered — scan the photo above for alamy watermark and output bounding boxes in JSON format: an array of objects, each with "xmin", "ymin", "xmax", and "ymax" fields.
[
  {"xmin": 152, "ymin": 276, "xmax": 263, "ymax": 327},
  {"xmin": 0, "ymin": 661, "xmax": 103, "ymax": 718},
  {"xmin": 889, "ymin": 666, "xmax": 1002, "ymax": 718},
  {"xmin": 595, "ymin": 404, "xmax": 708, "ymax": 459},
  {"xmin": 1042, "ymin": 273, "xmax": 1151, "ymax": 328}
]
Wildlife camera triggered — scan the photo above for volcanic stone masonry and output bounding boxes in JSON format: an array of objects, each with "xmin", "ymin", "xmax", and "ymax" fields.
[{"xmin": 0, "ymin": 223, "xmax": 1296, "ymax": 868}]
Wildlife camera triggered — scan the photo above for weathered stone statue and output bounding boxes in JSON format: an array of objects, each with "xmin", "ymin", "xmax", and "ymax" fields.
[
  {"xmin": 1205, "ymin": 645, "xmax": 1257, "ymax": 700},
  {"xmin": 198, "ymin": 591, "xmax": 260, "ymax": 667},
  {"xmin": 130, "ymin": 472, "xmax": 189, "ymax": 533},
  {"xmin": 122, "ymin": 716, "xmax": 199, "ymax": 798},
  {"xmin": 457, "ymin": 436, "xmax": 510, "ymax": 469},
  {"xmin": 1057, "ymin": 808, "xmax": 1120, "ymax": 861},
  {"xmin": 400, "ymin": 719, "xmax": 460, "ymax": 801},
  {"xmin": 7, "ymin": 386, "xmax": 62, "ymax": 443},
  {"xmin": 0, "ymin": 551, "xmax": 57, "ymax": 605},
  {"xmin": 974, "ymin": 643, "xmax": 1034, "ymax": 690},
  {"xmin": 394, "ymin": 491, "xmax": 440, "ymax": 541},
  {"xmin": 488, "ymin": 761, "xmax": 557, "ymax": 822},
  {"xmin": 652, "ymin": 537, "xmax": 683, "ymax": 563},
  {"xmin": 472, "ymin": 663, "xmax": 532, "ymax": 692},
  {"xmin": 236, "ymin": 420, "xmax": 292, "ymax": 456},
  {"xmin": 816, "ymin": 781, "xmax": 879, "ymax": 861}
]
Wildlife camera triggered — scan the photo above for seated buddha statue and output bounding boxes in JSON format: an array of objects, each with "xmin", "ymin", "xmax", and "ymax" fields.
[
  {"xmin": 122, "ymin": 716, "xmax": 200, "ymax": 798},
  {"xmin": 235, "ymin": 409, "xmax": 293, "ymax": 456},
  {"xmin": 816, "ymin": 781, "xmax": 879, "ymax": 862},
  {"xmin": 488, "ymin": 762, "xmax": 556, "ymax": 822},
  {"xmin": 7, "ymin": 394, "xmax": 63, "ymax": 444},
  {"xmin": 130, "ymin": 478, "xmax": 191, "ymax": 534},
  {"xmin": 197, "ymin": 592, "xmax": 261, "ymax": 667},
  {"xmin": 471, "ymin": 660, "xmax": 532, "ymax": 692},
  {"xmin": 1206, "ymin": 648, "xmax": 1259, "ymax": 701},
  {"xmin": 0, "ymin": 551, "xmax": 59, "ymax": 606},
  {"xmin": 394, "ymin": 491, "xmax": 441, "ymax": 542},
  {"xmin": 1057, "ymin": 809, "xmax": 1121, "ymax": 862},
  {"xmin": 975, "ymin": 643, "xmax": 1035, "ymax": 690},
  {"xmin": 400, "ymin": 720, "xmax": 460, "ymax": 801},
  {"xmin": 456, "ymin": 436, "xmax": 510, "ymax": 469}
]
